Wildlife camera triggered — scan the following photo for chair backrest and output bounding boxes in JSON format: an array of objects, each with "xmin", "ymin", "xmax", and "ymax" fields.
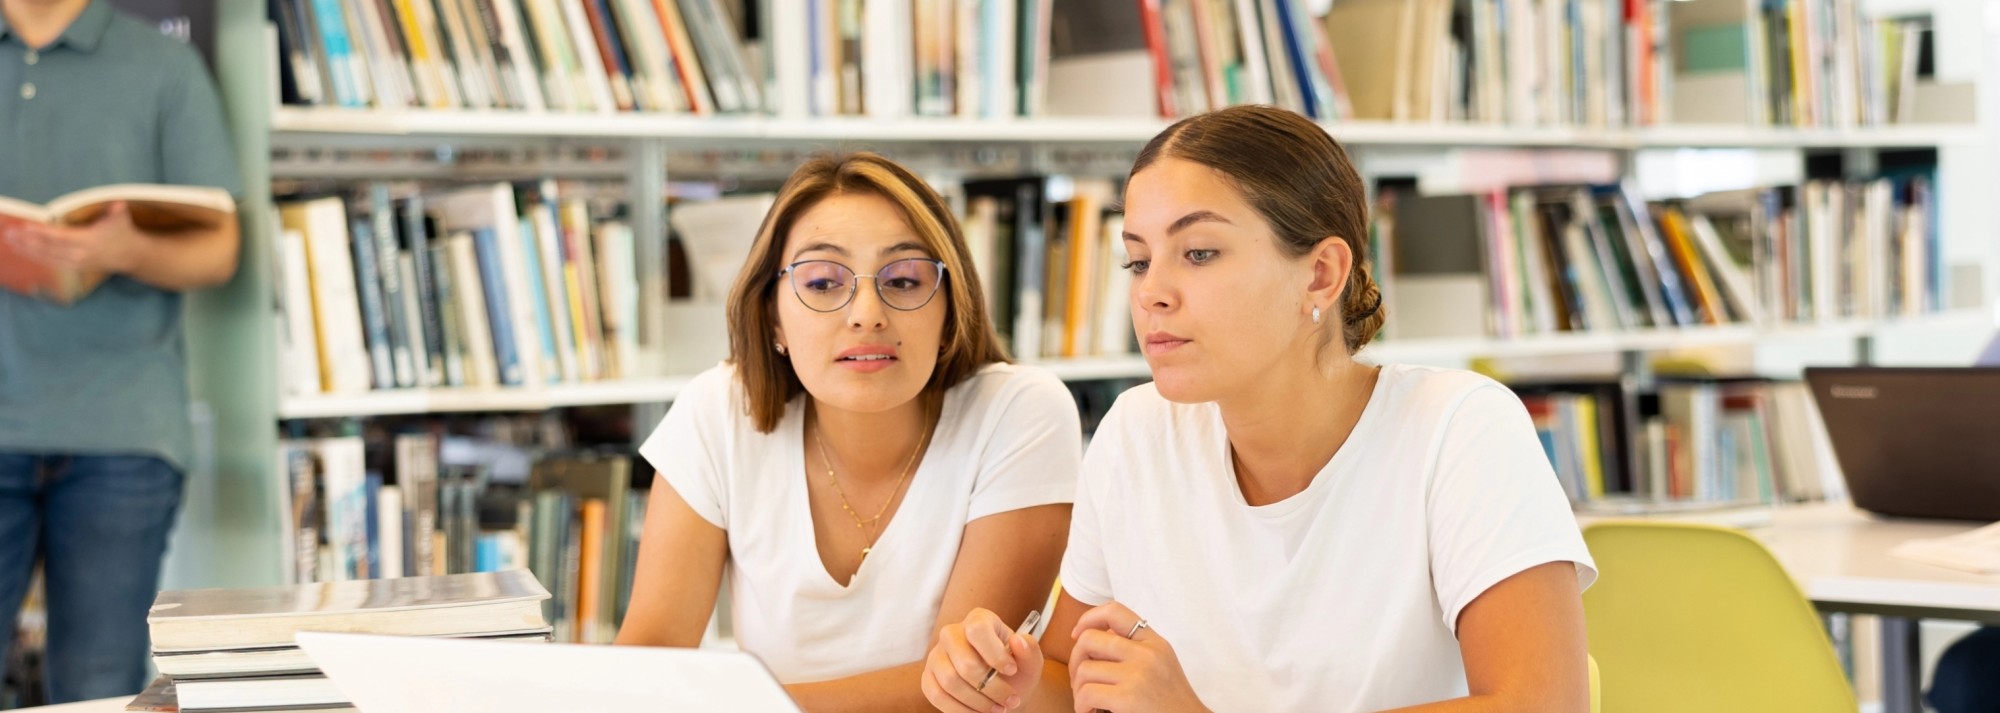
[
  {"xmin": 1588, "ymin": 654, "xmax": 1600, "ymax": 713},
  {"xmin": 1582, "ymin": 521, "xmax": 1857, "ymax": 713}
]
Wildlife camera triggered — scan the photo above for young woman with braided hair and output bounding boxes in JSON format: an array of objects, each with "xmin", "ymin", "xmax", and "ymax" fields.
[{"xmin": 924, "ymin": 105, "xmax": 1596, "ymax": 713}]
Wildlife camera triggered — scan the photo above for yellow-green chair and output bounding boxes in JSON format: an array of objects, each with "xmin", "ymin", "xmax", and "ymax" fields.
[
  {"xmin": 1589, "ymin": 654, "xmax": 1601, "ymax": 713},
  {"xmin": 1581, "ymin": 521, "xmax": 1856, "ymax": 713}
]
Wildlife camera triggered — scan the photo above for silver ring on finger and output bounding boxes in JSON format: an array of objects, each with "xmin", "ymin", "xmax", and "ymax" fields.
[{"xmin": 1126, "ymin": 619, "xmax": 1149, "ymax": 639}]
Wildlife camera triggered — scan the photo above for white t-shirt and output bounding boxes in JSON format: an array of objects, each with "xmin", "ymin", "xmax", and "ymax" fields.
[
  {"xmin": 1060, "ymin": 364, "xmax": 1597, "ymax": 713},
  {"xmin": 639, "ymin": 362, "xmax": 1081, "ymax": 684}
]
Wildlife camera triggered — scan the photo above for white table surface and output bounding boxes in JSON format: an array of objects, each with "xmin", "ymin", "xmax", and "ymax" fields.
[
  {"xmin": 1580, "ymin": 501, "xmax": 2000, "ymax": 618},
  {"xmin": 1745, "ymin": 503, "xmax": 2000, "ymax": 620},
  {"xmin": 16, "ymin": 698, "xmax": 121, "ymax": 712},
  {"xmin": 29, "ymin": 505, "xmax": 2000, "ymax": 712}
]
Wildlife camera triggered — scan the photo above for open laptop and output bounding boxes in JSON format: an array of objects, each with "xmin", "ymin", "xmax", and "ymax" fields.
[
  {"xmin": 296, "ymin": 632, "xmax": 801, "ymax": 713},
  {"xmin": 1804, "ymin": 367, "xmax": 2000, "ymax": 522}
]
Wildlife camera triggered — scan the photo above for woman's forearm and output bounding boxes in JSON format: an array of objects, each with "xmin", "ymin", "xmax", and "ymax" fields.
[
  {"xmin": 1019, "ymin": 658, "xmax": 1074, "ymax": 713},
  {"xmin": 786, "ymin": 661, "xmax": 937, "ymax": 713}
]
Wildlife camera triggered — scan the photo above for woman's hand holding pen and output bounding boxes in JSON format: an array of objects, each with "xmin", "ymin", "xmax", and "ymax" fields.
[
  {"xmin": 925, "ymin": 608, "xmax": 1045, "ymax": 713},
  {"xmin": 1070, "ymin": 602, "xmax": 1210, "ymax": 713}
]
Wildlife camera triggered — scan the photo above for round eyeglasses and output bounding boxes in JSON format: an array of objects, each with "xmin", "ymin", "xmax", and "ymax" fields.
[{"xmin": 778, "ymin": 258, "xmax": 948, "ymax": 313}]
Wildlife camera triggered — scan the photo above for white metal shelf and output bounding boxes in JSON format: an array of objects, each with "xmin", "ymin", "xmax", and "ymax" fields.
[
  {"xmin": 270, "ymin": 108, "xmax": 1168, "ymax": 143},
  {"xmin": 276, "ymin": 311, "xmax": 1991, "ymax": 419},
  {"xmin": 1362, "ymin": 324, "xmax": 1760, "ymax": 362},
  {"xmin": 268, "ymin": 108, "xmax": 1981, "ymax": 149},
  {"xmin": 1363, "ymin": 310, "xmax": 1995, "ymax": 363},
  {"xmin": 278, "ymin": 376, "xmax": 696, "ymax": 419},
  {"xmin": 1627, "ymin": 124, "xmax": 1985, "ymax": 148}
]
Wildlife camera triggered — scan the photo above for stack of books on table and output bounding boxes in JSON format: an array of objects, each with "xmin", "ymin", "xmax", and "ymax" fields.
[{"xmin": 129, "ymin": 570, "xmax": 551, "ymax": 712}]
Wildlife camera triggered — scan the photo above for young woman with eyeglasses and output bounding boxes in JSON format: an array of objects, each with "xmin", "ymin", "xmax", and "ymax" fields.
[
  {"xmin": 615, "ymin": 152, "xmax": 1080, "ymax": 712},
  {"xmin": 924, "ymin": 106, "xmax": 1597, "ymax": 713}
]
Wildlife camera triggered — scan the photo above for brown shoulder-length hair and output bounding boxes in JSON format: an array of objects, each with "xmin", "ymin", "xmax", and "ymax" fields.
[
  {"xmin": 1130, "ymin": 105, "xmax": 1386, "ymax": 355},
  {"xmin": 726, "ymin": 151, "xmax": 1011, "ymax": 433}
]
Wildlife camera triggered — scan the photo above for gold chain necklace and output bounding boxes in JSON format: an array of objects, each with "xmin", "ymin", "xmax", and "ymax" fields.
[{"xmin": 812, "ymin": 405, "xmax": 929, "ymax": 562}]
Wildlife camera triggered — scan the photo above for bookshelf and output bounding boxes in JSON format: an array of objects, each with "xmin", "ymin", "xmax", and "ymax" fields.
[
  {"xmin": 1626, "ymin": 125, "xmax": 1983, "ymax": 150},
  {"xmin": 1370, "ymin": 310, "xmax": 1991, "ymax": 363},
  {"xmin": 166, "ymin": 0, "xmax": 2000, "ymax": 605},
  {"xmin": 273, "ymin": 358, "xmax": 1163, "ymax": 419},
  {"xmin": 275, "ymin": 375, "xmax": 698, "ymax": 419},
  {"xmin": 270, "ymin": 107, "xmax": 1984, "ymax": 149},
  {"xmin": 266, "ymin": 309, "xmax": 1992, "ymax": 419}
]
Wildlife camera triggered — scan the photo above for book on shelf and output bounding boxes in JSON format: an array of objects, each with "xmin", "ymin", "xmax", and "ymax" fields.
[
  {"xmin": 274, "ymin": 0, "xmax": 1975, "ymax": 125},
  {"xmin": 280, "ymin": 436, "xmax": 372, "ymax": 581},
  {"xmin": 1376, "ymin": 166, "xmax": 1945, "ymax": 341},
  {"xmin": 1323, "ymin": 0, "xmax": 1663, "ymax": 126},
  {"xmin": 275, "ymin": 181, "xmax": 654, "ymax": 398},
  {"xmin": 526, "ymin": 453, "xmax": 634, "ymax": 644},
  {"xmin": 274, "ymin": 170, "xmax": 1149, "ymax": 404},
  {"xmin": 0, "ymin": 184, "xmax": 236, "ymax": 305},
  {"xmin": 272, "ymin": 0, "xmax": 1055, "ymax": 118},
  {"xmin": 1038, "ymin": 0, "xmax": 1345, "ymax": 121},
  {"xmin": 1110, "ymin": 0, "xmax": 1961, "ymax": 128},
  {"xmin": 1687, "ymin": 167, "xmax": 1943, "ymax": 322},
  {"xmin": 1570, "ymin": 496, "xmax": 1776, "ymax": 528},
  {"xmin": 283, "ymin": 428, "xmax": 517, "ymax": 582},
  {"xmin": 279, "ymin": 197, "xmax": 374, "ymax": 394},
  {"xmin": 957, "ymin": 174, "xmax": 1136, "ymax": 361},
  {"xmin": 396, "ymin": 433, "xmax": 442, "ymax": 578},
  {"xmin": 1511, "ymin": 376, "xmax": 1845, "ymax": 508},
  {"xmin": 1668, "ymin": 0, "xmax": 1971, "ymax": 127},
  {"xmin": 275, "ymin": 412, "xmax": 650, "ymax": 644}
]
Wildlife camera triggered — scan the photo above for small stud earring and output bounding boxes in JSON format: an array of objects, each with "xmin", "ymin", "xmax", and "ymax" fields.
[
  {"xmin": 1311, "ymin": 307, "xmax": 1322, "ymax": 324},
  {"xmin": 775, "ymin": 343, "xmax": 788, "ymax": 355}
]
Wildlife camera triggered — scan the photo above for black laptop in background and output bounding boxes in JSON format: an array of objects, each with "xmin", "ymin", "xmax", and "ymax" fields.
[{"xmin": 1804, "ymin": 368, "xmax": 2000, "ymax": 522}]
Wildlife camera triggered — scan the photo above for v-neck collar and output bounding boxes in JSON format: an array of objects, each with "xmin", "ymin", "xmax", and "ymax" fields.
[{"xmin": 791, "ymin": 401, "xmax": 939, "ymax": 591}]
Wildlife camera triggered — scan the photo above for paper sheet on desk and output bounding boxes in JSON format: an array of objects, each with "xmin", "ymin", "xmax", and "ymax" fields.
[
  {"xmin": 1890, "ymin": 521, "xmax": 2000, "ymax": 575},
  {"xmin": 297, "ymin": 631, "xmax": 800, "ymax": 713}
]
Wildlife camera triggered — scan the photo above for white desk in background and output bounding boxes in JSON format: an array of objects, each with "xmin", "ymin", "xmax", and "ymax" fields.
[
  {"xmin": 1764, "ymin": 504, "xmax": 2000, "ymax": 713},
  {"xmin": 1757, "ymin": 504, "xmax": 2000, "ymax": 621},
  {"xmin": 1588, "ymin": 502, "xmax": 2000, "ymax": 713}
]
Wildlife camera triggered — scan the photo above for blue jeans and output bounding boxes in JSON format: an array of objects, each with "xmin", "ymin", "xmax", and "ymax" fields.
[
  {"xmin": 1930, "ymin": 626, "xmax": 2000, "ymax": 713},
  {"xmin": 0, "ymin": 454, "xmax": 183, "ymax": 704}
]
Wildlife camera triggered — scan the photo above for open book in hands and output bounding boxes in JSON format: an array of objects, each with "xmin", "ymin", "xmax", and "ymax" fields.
[{"xmin": 0, "ymin": 183, "xmax": 235, "ymax": 304}]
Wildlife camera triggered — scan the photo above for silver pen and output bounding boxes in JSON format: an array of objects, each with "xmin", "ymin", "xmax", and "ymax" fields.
[{"xmin": 977, "ymin": 609, "xmax": 1043, "ymax": 691}]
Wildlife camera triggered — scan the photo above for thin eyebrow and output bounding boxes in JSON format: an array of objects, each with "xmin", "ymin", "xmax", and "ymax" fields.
[
  {"xmin": 881, "ymin": 241, "xmax": 928, "ymax": 257},
  {"xmin": 792, "ymin": 241, "xmax": 848, "ymax": 260},
  {"xmin": 1123, "ymin": 210, "xmax": 1233, "ymax": 244},
  {"xmin": 1168, "ymin": 210, "xmax": 1232, "ymax": 235},
  {"xmin": 791, "ymin": 241, "xmax": 930, "ymax": 262}
]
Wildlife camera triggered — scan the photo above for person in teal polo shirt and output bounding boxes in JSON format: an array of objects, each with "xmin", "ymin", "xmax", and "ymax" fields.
[{"xmin": 0, "ymin": 0, "xmax": 242, "ymax": 702}]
